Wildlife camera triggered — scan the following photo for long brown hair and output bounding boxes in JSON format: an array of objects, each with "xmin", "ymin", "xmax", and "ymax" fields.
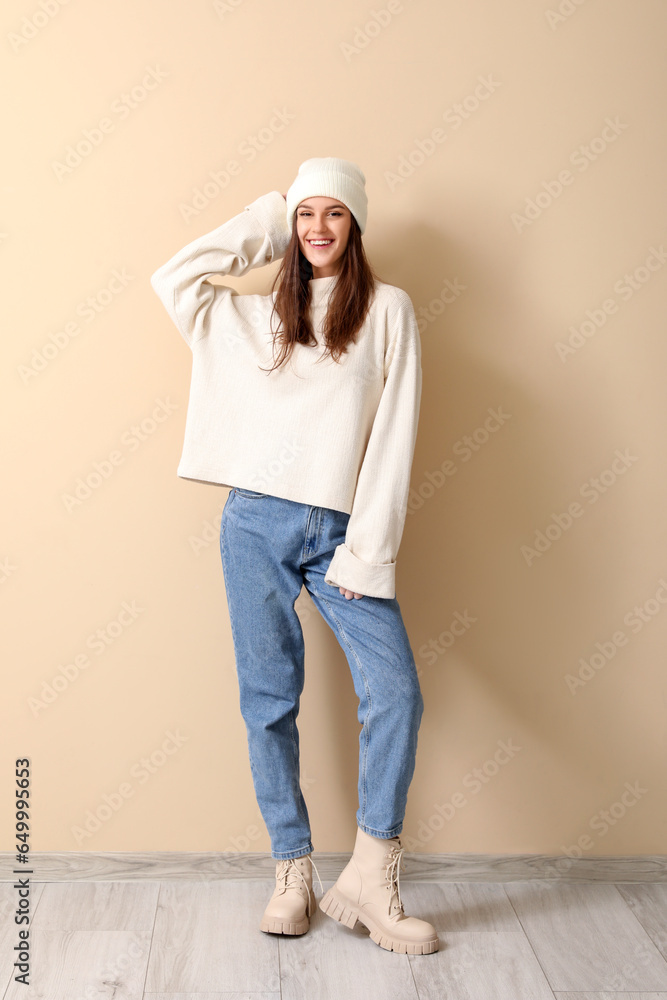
[{"xmin": 260, "ymin": 213, "xmax": 383, "ymax": 375}]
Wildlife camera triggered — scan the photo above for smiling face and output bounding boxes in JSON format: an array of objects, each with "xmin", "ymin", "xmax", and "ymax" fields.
[{"xmin": 295, "ymin": 197, "xmax": 353, "ymax": 278}]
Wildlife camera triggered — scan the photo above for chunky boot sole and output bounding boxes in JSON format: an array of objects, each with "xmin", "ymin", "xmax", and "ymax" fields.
[
  {"xmin": 259, "ymin": 892, "xmax": 316, "ymax": 936},
  {"xmin": 260, "ymin": 915, "xmax": 309, "ymax": 935},
  {"xmin": 319, "ymin": 886, "xmax": 439, "ymax": 955}
]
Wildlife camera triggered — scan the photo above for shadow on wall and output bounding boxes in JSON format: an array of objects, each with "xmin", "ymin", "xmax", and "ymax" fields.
[{"xmin": 370, "ymin": 197, "xmax": 648, "ymax": 844}]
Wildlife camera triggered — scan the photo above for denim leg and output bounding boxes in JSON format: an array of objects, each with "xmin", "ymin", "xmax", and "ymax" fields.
[
  {"xmin": 301, "ymin": 507, "xmax": 425, "ymax": 839},
  {"xmin": 219, "ymin": 489, "xmax": 313, "ymax": 860}
]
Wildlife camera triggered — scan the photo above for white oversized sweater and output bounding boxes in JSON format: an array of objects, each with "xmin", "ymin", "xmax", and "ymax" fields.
[{"xmin": 150, "ymin": 190, "xmax": 422, "ymax": 599}]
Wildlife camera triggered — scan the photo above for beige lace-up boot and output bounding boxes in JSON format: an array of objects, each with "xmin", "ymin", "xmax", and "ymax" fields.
[
  {"xmin": 319, "ymin": 826, "xmax": 439, "ymax": 954},
  {"xmin": 260, "ymin": 853, "xmax": 324, "ymax": 935}
]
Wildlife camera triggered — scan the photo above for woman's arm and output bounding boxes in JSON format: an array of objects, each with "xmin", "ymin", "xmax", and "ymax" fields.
[
  {"xmin": 324, "ymin": 289, "xmax": 423, "ymax": 600},
  {"xmin": 150, "ymin": 190, "xmax": 291, "ymax": 347}
]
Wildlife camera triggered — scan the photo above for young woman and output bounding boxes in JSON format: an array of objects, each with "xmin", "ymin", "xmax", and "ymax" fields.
[{"xmin": 150, "ymin": 157, "xmax": 438, "ymax": 955}]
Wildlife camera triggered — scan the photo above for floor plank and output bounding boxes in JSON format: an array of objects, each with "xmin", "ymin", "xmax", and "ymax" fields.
[
  {"xmin": 404, "ymin": 883, "xmax": 556, "ymax": 1000},
  {"xmin": 412, "ymin": 929, "xmax": 558, "ymax": 999},
  {"xmin": 279, "ymin": 880, "xmax": 420, "ymax": 1000},
  {"xmin": 144, "ymin": 881, "xmax": 281, "ymax": 994},
  {"xmin": 401, "ymin": 880, "xmax": 530, "ymax": 932},
  {"xmin": 31, "ymin": 881, "xmax": 159, "ymax": 930},
  {"xmin": 145, "ymin": 995, "xmax": 281, "ymax": 999},
  {"xmin": 504, "ymin": 881, "xmax": 667, "ymax": 992},
  {"xmin": 3, "ymin": 929, "xmax": 151, "ymax": 1000},
  {"xmin": 555, "ymin": 994, "xmax": 667, "ymax": 999},
  {"xmin": 617, "ymin": 883, "xmax": 667, "ymax": 961}
]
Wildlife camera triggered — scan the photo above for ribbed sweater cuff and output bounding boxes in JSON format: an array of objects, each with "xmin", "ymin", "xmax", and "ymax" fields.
[{"xmin": 324, "ymin": 544, "xmax": 396, "ymax": 600}]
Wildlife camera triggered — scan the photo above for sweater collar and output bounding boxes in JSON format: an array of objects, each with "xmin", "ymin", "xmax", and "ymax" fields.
[{"xmin": 309, "ymin": 273, "xmax": 339, "ymax": 303}]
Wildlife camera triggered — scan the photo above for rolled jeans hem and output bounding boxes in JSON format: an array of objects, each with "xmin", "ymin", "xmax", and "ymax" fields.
[
  {"xmin": 271, "ymin": 843, "xmax": 314, "ymax": 861},
  {"xmin": 357, "ymin": 821, "xmax": 403, "ymax": 839}
]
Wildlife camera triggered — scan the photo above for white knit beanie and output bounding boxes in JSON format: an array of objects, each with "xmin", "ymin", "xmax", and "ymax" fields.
[{"xmin": 285, "ymin": 157, "xmax": 368, "ymax": 235}]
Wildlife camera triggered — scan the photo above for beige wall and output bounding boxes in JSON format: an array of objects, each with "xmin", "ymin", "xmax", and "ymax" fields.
[{"xmin": 4, "ymin": 0, "xmax": 666, "ymax": 857}]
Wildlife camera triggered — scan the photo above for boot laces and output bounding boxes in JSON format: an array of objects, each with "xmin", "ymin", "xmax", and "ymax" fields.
[
  {"xmin": 276, "ymin": 855, "xmax": 324, "ymax": 918},
  {"xmin": 384, "ymin": 841, "xmax": 405, "ymax": 917}
]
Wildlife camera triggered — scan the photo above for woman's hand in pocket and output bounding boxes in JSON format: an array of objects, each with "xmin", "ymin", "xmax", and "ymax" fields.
[{"xmin": 339, "ymin": 587, "xmax": 364, "ymax": 600}]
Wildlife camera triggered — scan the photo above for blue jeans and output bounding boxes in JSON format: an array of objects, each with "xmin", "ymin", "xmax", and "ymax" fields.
[{"xmin": 219, "ymin": 487, "xmax": 424, "ymax": 860}]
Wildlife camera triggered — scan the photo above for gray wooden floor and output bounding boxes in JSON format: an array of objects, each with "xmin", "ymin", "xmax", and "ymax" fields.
[{"xmin": 1, "ymin": 878, "xmax": 666, "ymax": 998}]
